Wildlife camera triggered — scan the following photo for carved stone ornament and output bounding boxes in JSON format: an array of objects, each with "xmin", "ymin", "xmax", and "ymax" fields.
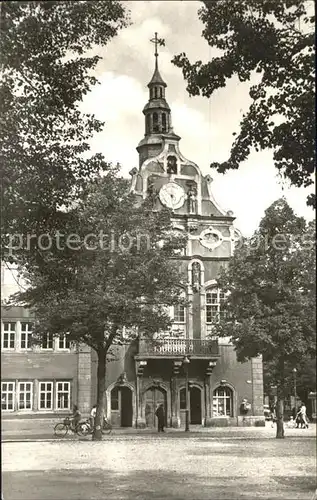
[
  {"xmin": 188, "ymin": 224, "xmax": 198, "ymax": 233},
  {"xmin": 199, "ymin": 228, "xmax": 223, "ymax": 250}
]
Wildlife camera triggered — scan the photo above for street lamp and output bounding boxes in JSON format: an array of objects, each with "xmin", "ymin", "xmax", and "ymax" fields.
[
  {"xmin": 183, "ymin": 356, "xmax": 190, "ymax": 432},
  {"xmin": 293, "ymin": 368, "xmax": 297, "ymax": 414}
]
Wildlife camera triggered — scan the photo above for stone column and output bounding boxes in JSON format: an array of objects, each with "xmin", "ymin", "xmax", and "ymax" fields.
[
  {"xmin": 171, "ymin": 361, "xmax": 182, "ymax": 428},
  {"xmin": 77, "ymin": 344, "xmax": 92, "ymax": 415},
  {"xmin": 204, "ymin": 361, "xmax": 217, "ymax": 427},
  {"xmin": 135, "ymin": 360, "xmax": 147, "ymax": 428}
]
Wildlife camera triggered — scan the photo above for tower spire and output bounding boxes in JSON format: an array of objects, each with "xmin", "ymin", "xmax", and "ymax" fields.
[{"xmin": 150, "ymin": 32, "xmax": 165, "ymax": 70}]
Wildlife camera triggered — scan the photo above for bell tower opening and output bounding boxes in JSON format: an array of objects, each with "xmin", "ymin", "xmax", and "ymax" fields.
[{"xmin": 136, "ymin": 33, "xmax": 181, "ymax": 166}]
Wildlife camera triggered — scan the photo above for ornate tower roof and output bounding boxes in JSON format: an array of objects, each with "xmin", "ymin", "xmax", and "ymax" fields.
[{"xmin": 136, "ymin": 33, "xmax": 180, "ymax": 167}]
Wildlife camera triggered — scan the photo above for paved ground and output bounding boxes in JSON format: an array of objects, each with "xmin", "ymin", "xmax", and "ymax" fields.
[
  {"xmin": 2, "ymin": 420, "xmax": 316, "ymax": 442},
  {"xmin": 2, "ymin": 427, "xmax": 316, "ymax": 500}
]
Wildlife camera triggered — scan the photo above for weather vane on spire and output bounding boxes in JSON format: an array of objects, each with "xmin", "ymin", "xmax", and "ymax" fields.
[{"xmin": 150, "ymin": 32, "xmax": 165, "ymax": 67}]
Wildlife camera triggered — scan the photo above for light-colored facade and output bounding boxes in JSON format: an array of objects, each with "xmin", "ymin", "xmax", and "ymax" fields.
[{"xmin": 1, "ymin": 52, "xmax": 264, "ymax": 428}]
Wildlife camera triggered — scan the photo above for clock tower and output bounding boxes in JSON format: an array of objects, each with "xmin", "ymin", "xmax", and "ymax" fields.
[{"xmin": 131, "ymin": 34, "xmax": 264, "ymax": 429}]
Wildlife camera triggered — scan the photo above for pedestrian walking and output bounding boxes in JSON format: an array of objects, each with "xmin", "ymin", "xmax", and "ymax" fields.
[
  {"xmin": 297, "ymin": 402, "xmax": 309, "ymax": 428},
  {"xmin": 270, "ymin": 403, "xmax": 277, "ymax": 428},
  {"xmin": 155, "ymin": 403, "xmax": 165, "ymax": 432}
]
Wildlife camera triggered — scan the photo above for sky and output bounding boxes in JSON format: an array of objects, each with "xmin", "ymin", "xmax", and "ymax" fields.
[{"xmin": 79, "ymin": 0, "xmax": 314, "ymax": 237}]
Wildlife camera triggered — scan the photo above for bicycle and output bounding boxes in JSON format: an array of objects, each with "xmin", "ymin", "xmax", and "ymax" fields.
[
  {"xmin": 78, "ymin": 417, "xmax": 112, "ymax": 436},
  {"xmin": 54, "ymin": 416, "xmax": 84, "ymax": 437}
]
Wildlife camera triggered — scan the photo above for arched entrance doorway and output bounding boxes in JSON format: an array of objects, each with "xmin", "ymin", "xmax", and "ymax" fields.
[
  {"xmin": 144, "ymin": 386, "xmax": 167, "ymax": 428},
  {"xmin": 110, "ymin": 386, "xmax": 133, "ymax": 427},
  {"xmin": 179, "ymin": 386, "xmax": 202, "ymax": 425}
]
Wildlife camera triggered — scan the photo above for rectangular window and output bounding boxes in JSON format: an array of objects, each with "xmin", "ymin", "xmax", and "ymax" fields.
[
  {"xmin": 39, "ymin": 381, "xmax": 53, "ymax": 410},
  {"xmin": 2, "ymin": 322, "xmax": 16, "ymax": 349},
  {"xmin": 173, "ymin": 304, "xmax": 185, "ymax": 323},
  {"xmin": 1, "ymin": 381, "xmax": 15, "ymax": 411},
  {"xmin": 56, "ymin": 381, "xmax": 70, "ymax": 410},
  {"xmin": 21, "ymin": 322, "xmax": 33, "ymax": 349},
  {"xmin": 41, "ymin": 333, "xmax": 53, "ymax": 349},
  {"xmin": 18, "ymin": 381, "xmax": 33, "ymax": 410},
  {"xmin": 58, "ymin": 335, "xmax": 70, "ymax": 350},
  {"xmin": 206, "ymin": 289, "xmax": 225, "ymax": 323}
]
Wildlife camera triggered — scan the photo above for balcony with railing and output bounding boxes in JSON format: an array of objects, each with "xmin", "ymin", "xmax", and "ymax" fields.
[{"xmin": 137, "ymin": 337, "xmax": 219, "ymax": 358}]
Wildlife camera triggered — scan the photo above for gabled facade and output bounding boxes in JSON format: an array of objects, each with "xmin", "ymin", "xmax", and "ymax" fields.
[{"xmin": 100, "ymin": 52, "xmax": 264, "ymax": 428}]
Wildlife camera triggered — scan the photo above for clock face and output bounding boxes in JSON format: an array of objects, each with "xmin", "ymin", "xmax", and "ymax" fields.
[{"xmin": 159, "ymin": 182, "xmax": 185, "ymax": 209}]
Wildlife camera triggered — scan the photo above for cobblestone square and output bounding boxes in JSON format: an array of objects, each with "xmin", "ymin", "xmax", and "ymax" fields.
[{"xmin": 2, "ymin": 429, "xmax": 316, "ymax": 500}]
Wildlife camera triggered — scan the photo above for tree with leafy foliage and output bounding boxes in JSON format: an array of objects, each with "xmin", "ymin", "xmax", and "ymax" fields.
[
  {"xmin": 0, "ymin": 0, "xmax": 129, "ymax": 256},
  {"xmin": 10, "ymin": 172, "xmax": 188, "ymax": 440},
  {"xmin": 172, "ymin": 0, "xmax": 315, "ymax": 207},
  {"xmin": 215, "ymin": 199, "xmax": 315, "ymax": 438}
]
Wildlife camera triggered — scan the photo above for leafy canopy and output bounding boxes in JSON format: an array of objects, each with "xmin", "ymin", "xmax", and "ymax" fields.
[
  {"xmin": 172, "ymin": 0, "xmax": 315, "ymax": 207},
  {"xmin": 1, "ymin": 1, "xmax": 129, "ymax": 247},
  {"xmin": 215, "ymin": 198, "xmax": 315, "ymax": 393},
  {"xmin": 12, "ymin": 172, "xmax": 188, "ymax": 353}
]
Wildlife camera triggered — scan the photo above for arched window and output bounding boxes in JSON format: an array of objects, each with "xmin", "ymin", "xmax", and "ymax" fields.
[
  {"xmin": 146, "ymin": 115, "xmax": 150, "ymax": 135},
  {"xmin": 206, "ymin": 288, "xmax": 224, "ymax": 323},
  {"xmin": 153, "ymin": 112, "xmax": 159, "ymax": 133},
  {"xmin": 213, "ymin": 386, "xmax": 233, "ymax": 417},
  {"xmin": 159, "ymin": 87, "xmax": 163, "ymax": 98},
  {"xmin": 154, "ymin": 87, "xmax": 158, "ymax": 99},
  {"xmin": 162, "ymin": 113, "xmax": 167, "ymax": 133},
  {"xmin": 111, "ymin": 387, "xmax": 119, "ymax": 410}
]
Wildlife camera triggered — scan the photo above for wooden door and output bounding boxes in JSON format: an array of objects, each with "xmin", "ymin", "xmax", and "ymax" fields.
[
  {"xmin": 120, "ymin": 387, "xmax": 133, "ymax": 427},
  {"xmin": 144, "ymin": 387, "xmax": 167, "ymax": 427},
  {"xmin": 190, "ymin": 386, "xmax": 202, "ymax": 424}
]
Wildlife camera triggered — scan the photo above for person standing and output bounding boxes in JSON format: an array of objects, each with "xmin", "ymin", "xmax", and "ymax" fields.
[
  {"xmin": 155, "ymin": 403, "xmax": 165, "ymax": 432},
  {"xmin": 299, "ymin": 402, "xmax": 309, "ymax": 428},
  {"xmin": 71, "ymin": 405, "xmax": 81, "ymax": 431},
  {"xmin": 90, "ymin": 404, "xmax": 97, "ymax": 429}
]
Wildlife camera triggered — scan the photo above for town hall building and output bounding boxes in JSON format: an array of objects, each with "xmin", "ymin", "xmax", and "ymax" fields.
[{"xmin": 1, "ymin": 38, "xmax": 264, "ymax": 429}]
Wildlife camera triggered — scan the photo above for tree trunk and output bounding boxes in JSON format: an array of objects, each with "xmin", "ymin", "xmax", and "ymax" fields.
[
  {"xmin": 276, "ymin": 359, "xmax": 285, "ymax": 439},
  {"xmin": 92, "ymin": 347, "xmax": 107, "ymax": 441},
  {"xmin": 275, "ymin": 397, "xmax": 284, "ymax": 439}
]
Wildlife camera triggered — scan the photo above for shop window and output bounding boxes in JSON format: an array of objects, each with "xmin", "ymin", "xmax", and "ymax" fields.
[{"xmin": 213, "ymin": 386, "xmax": 233, "ymax": 417}]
